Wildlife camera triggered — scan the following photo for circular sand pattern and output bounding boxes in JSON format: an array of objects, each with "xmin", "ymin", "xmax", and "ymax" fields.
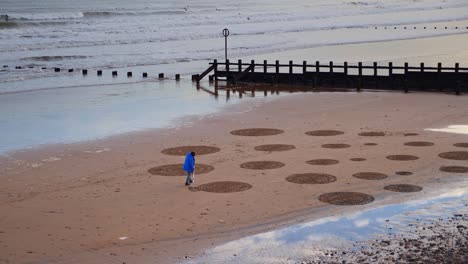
[
  {"xmin": 148, "ymin": 164, "xmax": 214, "ymax": 176},
  {"xmin": 230, "ymin": 128, "xmax": 283, "ymax": 136},
  {"xmin": 404, "ymin": 133, "xmax": 419, "ymax": 136},
  {"xmin": 353, "ymin": 172, "xmax": 388, "ymax": 180},
  {"xmin": 305, "ymin": 130, "xmax": 344, "ymax": 136},
  {"xmin": 318, "ymin": 192, "xmax": 375, "ymax": 206},
  {"xmin": 439, "ymin": 166, "xmax": 468, "ymax": 173},
  {"xmin": 254, "ymin": 144, "xmax": 295, "ymax": 152},
  {"xmin": 188, "ymin": 181, "xmax": 252, "ymax": 193},
  {"xmin": 386, "ymin": 155, "xmax": 419, "ymax": 161},
  {"xmin": 404, "ymin": 141, "xmax": 434, "ymax": 147},
  {"xmin": 395, "ymin": 171, "xmax": 413, "ymax": 176},
  {"xmin": 240, "ymin": 161, "xmax": 285, "ymax": 170},
  {"xmin": 384, "ymin": 184, "xmax": 423, "ymax": 193},
  {"xmin": 358, "ymin": 132, "xmax": 386, "ymax": 137},
  {"xmin": 438, "ymin": 151, "xmax": 468, "ymax": 161},
  {"xmin": 350, "ymin": 158, "xmax": 366, "ymax": 162},
  {"xmin": 161, "ymin": 146, "xmax": 220, "ymax": 156},
  {"xmin": 364, "ymin": 143, "xmax": 378, "ymax": 146},
  {"xmin": 321, "ymin": 144, "xmax": 351, "ymax": 149},
  {"xmin": 306, "ymin": 159, "xmax": 340, "ymax": 165},
  {"xmin": 286, "ymin": 173, "xmax": 337, "ymax": 184},
  {"xmin": 454, "ymin": 143, "xmax": 468, "ymax": 148}
]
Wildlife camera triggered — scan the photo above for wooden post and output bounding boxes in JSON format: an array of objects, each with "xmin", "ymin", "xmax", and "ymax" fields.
[
  {"xmin": 404, "ymin": 62, "xmax": 409, "ymax": 74},
  {"xmin": 127, "ymin": 72, "xmax": 132, "ymax": 77},
  {"xmin": 358, "ymin": 62, "xmax": 362, "ymax": 91},
  {"xmin": 54, "ymin": 68, "xmax": 60, "ymax": 72},
  {"xmin": 97, "ymin": 70, "xmax": 102, "ymax": 76},
  {"xmin": 373, "ymin": 62, "xmax": 377, "ymax": 76},
  {"xmin": 289, "ymin": 60, "xmax": 293, "ymax": 75},
  {"xmin": 82, "ymin": 69, "xmax": 88, "ymax": 75},
  {"xmin": 251, "ymin": 60, "xmax": 255, "ymax": 73},
  {"xmin": 68, "ymin": 69, "xmax": 74, "ymax": 73},
  {"xmin": 455, "ymin": 63, "xmax": 459, "ymax": 73},
  {"xmin": 159, "ymin": 73, "xmax": 164, "ymax": 79},
  {"xmin": 238, "ymin": 59, "xmax": 242, "ymax": 72},
  {"xmin": 213, "ymin": 59, "xmax": 218, "ymax": 82},
  {"xmin": 275, "ymin": 60, "xmax": 279, "ymax": 74},
  {"xmin": 389, "ymin": 62, "xmax": 393, "ymax": 75},
  {"xmin": 226, "ymin": 59, "xmax": 230, "ymax": 73},
  {"xmin": 302, "ymin": 61, "xmax": 307, "ymax": 74},
  {"xmin": 344, "ymin": 62, "xmax": 348, "ymax": 75},
  {"xmin": 373, "ymin": 62, "xmax": 378, "ymax": 88},
  {"xmin": 315, "ymin": 61, "xmax": 320, "ymax": 73},
  {"xmin": 329, "ymin": 61, "xmax": 333, "ymax": 73},
  {"xmin": 437, "ymin": 62, "xmax": 442, "ymax": 73},
  {"xmin": 263, "ymin": 60, "xmax": 267, "ymax": 73},
  {"xmin": 175, "ymin": 74, "xmax": 180, "ymax": 80},
  {"xmin": 420, "ymin": 63, "xmax": 424, "ymax": 72},
  {"xmin": 112, "ymin": 71, "xmax": 117, "ymax": 76},
  {"xmin": 142, "ymin": 72, "xmax": 148, "ymax": 78}
]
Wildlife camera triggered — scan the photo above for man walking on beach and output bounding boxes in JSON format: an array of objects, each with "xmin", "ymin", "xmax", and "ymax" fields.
[{"xmin": 183, "ymin": 151, "xmax": 196, "ymax": 186}]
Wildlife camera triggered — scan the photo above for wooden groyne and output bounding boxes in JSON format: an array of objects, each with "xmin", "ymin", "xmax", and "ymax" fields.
[{"xmin": 193, "ymin": 60, "xmax": 468, "ymax": 95}]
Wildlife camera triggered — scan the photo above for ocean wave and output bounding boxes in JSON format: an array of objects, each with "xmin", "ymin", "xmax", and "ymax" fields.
[{"xmin": 21, "ymin": 55, "xmax": 89, "ymax": 62}]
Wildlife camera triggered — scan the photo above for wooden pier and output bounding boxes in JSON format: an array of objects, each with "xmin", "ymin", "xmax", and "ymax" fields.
[{"xmin": 193, "ymin": 60, "xmax": 468, "ymax": 94}]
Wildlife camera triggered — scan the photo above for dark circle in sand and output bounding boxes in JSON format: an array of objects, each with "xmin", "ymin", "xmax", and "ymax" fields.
[
  {"xmin": 188, "ymin": 181, "xmax": 252, "ymax": 193},
  {"xmin": 230, "ymin": 128, "xmax": 283, "ymax": 136},
  {"xmin": 318, "ymin": 192, "xmax": 375, "ymax": 206},
  {"xmin": 321, "ymin": 144, "xmax": 351, "ymax": 149},
  {"xmin": 384, "ymin": 184, "xmax": 423, "ymax": 193},
  {"xmin": 404, "ymin": 141, "xmax": 434, "ymax": 147},
  {"xmin": 454, "ymin": 143, "xmax": 468, "ymax": 148},
  {"xmin": 254, "ymin": 144, "xmax": 295, "ymax": 152},
  {"xmin": 352, "ymin": 172, "xmax": 388, "ymax": 180},
  {"xmin": 438, "ymin": 151, "xmax": 468, "ymax": 161},
  {"xmin": 386, "ymin": 155, "xmax": 419, "ymax": 161},
  {"xmin": 364, "ymin": 143, "xmax": 378, "ymax": 146},
  {"xmin": 350, "ymin": 158, "xmax": 366, "ymax": 162},
  {"xmin": 395, "ymin": 171, "xmax": 413, "ymax": 176},
  {"xmin": 161, "ymin": 146, "xmax": 220, "ymax": 156},
  {"xmin": 305, "ymin": 130, "xmax": 344, "ymax": 136},
  {"xmin": 286, "ymin": 173, "xmax": 337, "ymax": 184},
  {"xmin": 439, "ymin": 166, "xmax": 468, "ymax": 173},
  {"xmin": 358, "ymin": 132, "xmax": 386, "ymax": 137},
  {"xmin": 148, "ymin": 164, "xmax": 214, "ymax": 176},
  {"xmin": 404, "ymin": 133, "xmax": 419, "ymax": 136},
  {"xmin": 240, "ymin": 161, "xmax": 285, "ymax": 170},
  {"xmin": 306, "ymin": 159, "xmax": 340, "ymax": 165}
]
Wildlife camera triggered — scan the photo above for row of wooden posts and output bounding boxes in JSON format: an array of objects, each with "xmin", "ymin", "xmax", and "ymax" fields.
[
  {"xmin": 373, "ymin": 26, "xmax": 468, "ymax": 29},
  {"xmin": 4, "ymin": 65, "xmax": 180, "ymax": 80}
]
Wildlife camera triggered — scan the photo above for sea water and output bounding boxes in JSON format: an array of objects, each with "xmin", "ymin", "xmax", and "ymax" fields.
[{"xmin": 1, "ymin": 0, "xmax": 468, "ymax": 153}]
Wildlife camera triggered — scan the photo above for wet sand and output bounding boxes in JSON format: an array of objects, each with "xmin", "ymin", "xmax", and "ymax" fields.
[{"xmin": 1, "ymin": 91, "xmax": 468, "ymax": 263}]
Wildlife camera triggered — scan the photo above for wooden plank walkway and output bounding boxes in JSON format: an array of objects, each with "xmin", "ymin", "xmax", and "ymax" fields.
[{"xmin": 193, "ymin": 60, "xmax": 468, "ymax": 95}]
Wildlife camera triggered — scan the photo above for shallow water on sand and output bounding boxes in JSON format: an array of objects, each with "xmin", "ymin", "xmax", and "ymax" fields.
[{"xmin": 187, "ymin": 184, "xmax": 468, "ymax": 263}]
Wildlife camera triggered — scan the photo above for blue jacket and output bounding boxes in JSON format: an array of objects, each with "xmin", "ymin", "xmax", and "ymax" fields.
[{"xmin": 183, "ymin": 152, "xmax": 195, "ymax": 172}]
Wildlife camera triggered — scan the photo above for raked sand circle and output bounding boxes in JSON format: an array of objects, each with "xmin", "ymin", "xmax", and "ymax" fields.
[
  {"xmin": 353, "ymin": 172, "xmax": 388, "ymax": 180},
  {"xmin": 240, "ymin": 161, "xmax": 285, "ymax": 170},
  {"xmin": 305, "ymin": 130, "xmax": 344, "ymax": 136},
  {"xmin": 318, "ymin": 192, "xmax": 375, "ymax": 206},
  {"xmin": 286, "ymin": 173, "xmax": 337, "ymax": 184},
  {"xmin": 350, "ymin": 158, "xmax": 366, "ymax": 162},
  {"xmin": 404, "ymin": 141, "xmax": 434, "ymax": 147},
  {"xmin": 230, "ymin": 128, "xmax": 284, "ymax": 136},
  {"xmin": 161, "ymin": 146, "xmax": 220, "ymax": 156},
  {"xmin": 359, "ymin": 132, "xmax": 386, "ymax": 137},
  {"xmin": 306, "ymin": 159, "xmax": 340, "ymax": 165},
  {"xmin": 395, "ymin": 171, "xmax": 413, "ymax": 176},
  {"xmin": 438, "ymin": 151, "xmax": 468, "ymax": 161},
  {"xmin": 454, "ymin": 143, "xmax": 468, "ymax": 148},
  {"xmin": 321, "ymin": 144, "xmax": 351, "ymax": 149},
  {"xmin": 386, "ymin": 155, "xmax": 419, "ymax": 161},
  {"xmin": 384, "ymin": 184, "xmax": 423, "ymax": 193},
  {"xmin": 188, "ymin": 181, "xmax": 252, "ymax": 193},
  {"xmin": 254, "ymin": 144, "xmax": 295, "ymax": 152},
  {"xmin": 148, "ymin": 164, "xmax": 214, "ymax": 176},
  {"xmin": 439, "ymin": 166, "xmax": 468, "ymax": 173}
]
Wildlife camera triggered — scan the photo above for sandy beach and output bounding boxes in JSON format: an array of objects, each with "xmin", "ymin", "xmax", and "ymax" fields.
[{"xmin": 1, "ymin": 90, "xmax": 467, "ymax": 263}]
